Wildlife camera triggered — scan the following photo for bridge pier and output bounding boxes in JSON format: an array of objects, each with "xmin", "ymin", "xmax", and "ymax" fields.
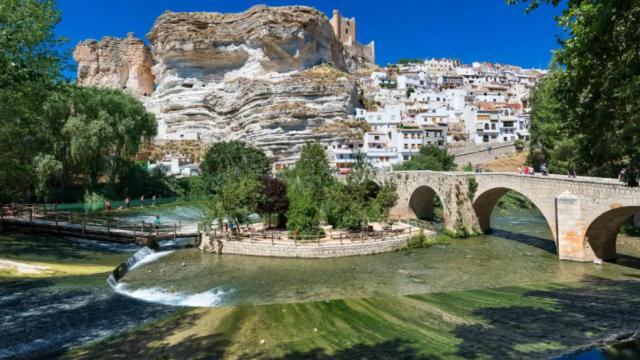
[{"xmin": 555, "ymin": 191, "xmax": 597, "ymax": 262}]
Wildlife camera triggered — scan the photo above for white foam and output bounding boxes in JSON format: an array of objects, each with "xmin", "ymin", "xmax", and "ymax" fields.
[
  {"xmin": 128, "ymin": 250, "xmax": 174, "ymax": 271},
  {"xmin": 113, "ymin": 283, "xmax": 226, "ymax": 307}
]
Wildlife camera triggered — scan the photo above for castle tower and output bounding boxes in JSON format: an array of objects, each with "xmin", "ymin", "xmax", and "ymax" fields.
[{"xmin": 330, "ymin": 9, "xmax": 341, "ymax": 39}]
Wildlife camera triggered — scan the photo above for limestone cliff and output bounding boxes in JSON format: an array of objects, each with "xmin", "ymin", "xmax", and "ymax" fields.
[
  {"xmin": 146, "ymin": 5, "xmax": 357, "ymax": 159},
  {"xmin": 73, "ymin": 33, "xmax": 154, "ymax": 97},
  {"xmin": 74, "ymin": 6, "xmax": 361, "ymax": 160}
]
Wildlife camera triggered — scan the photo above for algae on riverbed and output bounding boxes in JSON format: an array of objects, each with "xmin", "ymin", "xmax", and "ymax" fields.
[{"xmin": 65, "ymin": 279, "xmax": 640, "ymax": 360}]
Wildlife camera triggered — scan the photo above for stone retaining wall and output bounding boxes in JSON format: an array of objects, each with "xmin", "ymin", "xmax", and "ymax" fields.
[
  {"xmin": 217, "ymin": 236, "xmax": 415, "ymax": 258},
  {"xmin": 453, "ymin": 143, "xmax": 517, "ymax": 166}
]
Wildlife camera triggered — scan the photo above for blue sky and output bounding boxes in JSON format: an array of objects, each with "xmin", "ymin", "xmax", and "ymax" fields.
[{"xmin": 56, "ymin": 0, "xmax": 563, "ymax": 78}]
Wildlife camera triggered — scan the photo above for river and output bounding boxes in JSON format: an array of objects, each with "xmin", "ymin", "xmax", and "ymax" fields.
[{"xmin": 1, "ymin": 207, "xmax": 639, "ymax": 359}]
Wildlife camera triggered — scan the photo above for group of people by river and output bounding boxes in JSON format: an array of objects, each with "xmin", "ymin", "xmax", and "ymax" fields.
[{"xmin": 104, "ymin": 193, "xmax": 159, "ymax": 213}]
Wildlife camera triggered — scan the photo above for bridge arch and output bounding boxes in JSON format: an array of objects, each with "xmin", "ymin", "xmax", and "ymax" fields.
[
  {"xmin": 585, "ymin": 206, "xmax": 640, "ymax": 260},
  {"xmin": 472, "ymin": 186, "xmax": 555, "ymax": 240},
  {"xmin": 408, "ymin": 185, "xmax": 443, "ymax": 221}
]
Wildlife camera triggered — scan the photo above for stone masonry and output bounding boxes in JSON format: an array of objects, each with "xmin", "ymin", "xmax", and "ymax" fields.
[{"xmin": 378, "ymin": 171, "xmax": 640, "ymax": 262}]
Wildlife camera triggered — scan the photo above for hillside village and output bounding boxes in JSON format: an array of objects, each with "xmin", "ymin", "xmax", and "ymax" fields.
[
  {"xmin": 327, "ymin": 58, "xmax": 546, "ymax": 173},
  {"xmin": 73, "ymin": 7, "xmax": 545, "ymax": 177}
]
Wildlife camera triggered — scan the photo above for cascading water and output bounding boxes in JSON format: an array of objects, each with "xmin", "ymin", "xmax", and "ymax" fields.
[{"xmin": 106, "ymin": 238, "xmax": 226, "ymax": 307}]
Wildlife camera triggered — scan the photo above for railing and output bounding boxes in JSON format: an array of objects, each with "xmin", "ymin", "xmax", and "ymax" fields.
[
  {"xmin": 204, "ymin": 226, "xmax": 418, "ymax": 247},
  {"xmin": 0, "ymin": 204, "xmax": 196, "ymax": 241},
  {"xmin": 401, "ymin": 218, "xmax": 435, "ymax": 231}
]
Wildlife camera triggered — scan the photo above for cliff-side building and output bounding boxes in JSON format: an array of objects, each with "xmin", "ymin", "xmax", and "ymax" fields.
[{"xmin": 330, "ymin": 9, "xmax": 375, "ymax": 67}]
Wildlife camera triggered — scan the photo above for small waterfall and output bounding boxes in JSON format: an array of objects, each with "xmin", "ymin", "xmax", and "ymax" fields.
[
  {"xmin": 107, "ymin": 247, "xmax": 154, "ymax": 285},
  {"xmin": 106, "ymin": 238, "xmax": 193, "ymax": 287}
]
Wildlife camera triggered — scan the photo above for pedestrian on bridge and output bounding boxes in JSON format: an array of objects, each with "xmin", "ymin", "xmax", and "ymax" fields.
[
  {"xmin": 541, "ymin": 163, "xmax": 549, "ymax": 176},
  {"xmin": 154, "ymin": 214, "xmax": 161, "ymax": 229}
]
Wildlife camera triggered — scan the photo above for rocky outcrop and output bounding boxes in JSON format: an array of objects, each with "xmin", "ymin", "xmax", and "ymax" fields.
[
  {"xmin": 146, "ymin": 5, "xmax": 357, "ymax": 159},
  {"xmin": 73, "ymin": 33, "xmax": 154, "ymax": 97},
  {"xmin": 74, "ymin": 5, "xmax": 362, "ymax": 160}
]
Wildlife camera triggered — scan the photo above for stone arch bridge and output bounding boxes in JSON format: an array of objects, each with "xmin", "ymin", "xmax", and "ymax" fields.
[{"xmin": 376, "ymin": 171, "xmax": 640, "ymax": 262}]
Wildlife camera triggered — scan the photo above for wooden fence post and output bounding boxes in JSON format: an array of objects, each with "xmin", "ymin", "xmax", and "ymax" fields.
[
  {"xmin": 174, "ymin": 223, "xmax": 177, "ymax": 240},
  {"xmin": 29, "ymin": 208, "xmax": 33, "ymax": 226},
  {"xmin": 317, "ymin": 234, "xmax": 320, "ymax": 246},
  {"xmin": 83, "ymin": 215, "xmax": 86, "ymax": 236},
  {"xmin": 339, "ymin": 234, "xmax": 343, "ymax": 245}
]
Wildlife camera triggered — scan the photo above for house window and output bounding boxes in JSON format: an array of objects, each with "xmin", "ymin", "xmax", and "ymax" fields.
[
  {"xmin": 404, "ymin": 144, "xmax": 409, "ymax": 149},
  {"xmin": 404, "ymin": 133, "xmax": 409, "ymax": 139},
  {"xmin": 374, "ymin": 136, "xmax": 380, "ymax": 140},
  {"xmin": 484, "ymin": 124, "xmax": 489, "ymax": 130},
  {"xmin": 491, "ymin": 123, "xmax": 497, "ymax": 130}
]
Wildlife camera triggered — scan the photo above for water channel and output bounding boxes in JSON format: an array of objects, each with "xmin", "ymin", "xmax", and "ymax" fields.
[{"xmin": 1, "ymin": 206, "xmax": 639, "ymax": 359}]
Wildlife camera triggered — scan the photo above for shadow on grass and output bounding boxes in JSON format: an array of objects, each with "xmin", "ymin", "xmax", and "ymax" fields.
[
  {"xmin": 452, "ymin": 278, "xmax": 640, "ymax": 359},
  {"xmin": 62, "ymin": 309, "xmax": 228, "ymax": 360},
  {"xmin": 250, "ymin": 339, "xmax": 438, "ymax": 360}
]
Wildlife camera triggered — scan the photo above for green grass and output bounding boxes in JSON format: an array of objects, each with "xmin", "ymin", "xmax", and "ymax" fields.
[{"xmin": 63, "ymin": 279, "xmax": 640, "ymax": 360}]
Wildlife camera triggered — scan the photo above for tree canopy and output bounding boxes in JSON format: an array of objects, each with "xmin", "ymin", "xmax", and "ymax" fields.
[
  {"xmin": 394, "ymin": 145, "xmax": 456, "ymax": 171},
  {"xmin": 510, "ymin": 0, "xmax": 640, "ymax": 185},
  {"xmin": 200, "ymin": 141, "xmax": 270, "ymax": 192},
  {"xmin": 0, "ymin": 0, "xmax": 158, "ymax": 202}
]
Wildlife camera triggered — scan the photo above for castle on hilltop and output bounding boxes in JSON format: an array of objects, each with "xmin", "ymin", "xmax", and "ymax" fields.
[{"xmin": 330, "ymin": 9, "xmax": 375, "ymax": 66}]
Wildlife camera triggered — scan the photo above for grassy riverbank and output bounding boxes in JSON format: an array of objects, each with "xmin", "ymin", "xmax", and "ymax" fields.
[{"xmin": 64, "ymin": 279, "xmax": 640, "ymax": 360}]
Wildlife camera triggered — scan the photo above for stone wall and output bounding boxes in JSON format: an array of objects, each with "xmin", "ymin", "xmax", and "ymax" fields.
[
  {"xmin": 217, "ymin": 237, "xmax": 413, "ymax": 258},
  {"xmin": 453, "ymin": 143, "xmax": 517, "ymax": 166}
]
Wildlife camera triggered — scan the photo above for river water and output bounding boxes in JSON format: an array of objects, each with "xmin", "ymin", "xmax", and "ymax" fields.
[{"xmin": 1, "ymin": 207, "xmax": 639, "ymax": 359}]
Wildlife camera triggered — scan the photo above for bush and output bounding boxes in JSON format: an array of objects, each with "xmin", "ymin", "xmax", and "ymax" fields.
[
  {"xmin": 404, "ymin": 229, "xmax": 443, "ymax": 249},
  {"xmin": 83, "ymin": 191, "xmax": 106, "ymax": 214}
]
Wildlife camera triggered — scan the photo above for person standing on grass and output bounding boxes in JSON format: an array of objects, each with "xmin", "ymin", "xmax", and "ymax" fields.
[
  {"xmin": 140, "ymin": 194, "xmax": 145, "ymax": 208},
  {"xmin": 523, "ymin": 165, "xmax": 529, "ymax": 175},
  {"xmin": 152, "ymin": 194, "xmax": 157, "ymax": 207},
  {"xmin": 124, "ymin": 196, "xmax": 130, "ymax": 209}
]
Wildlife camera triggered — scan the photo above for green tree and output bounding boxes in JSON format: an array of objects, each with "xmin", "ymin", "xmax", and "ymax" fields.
[
  {"xmin": 510, "ymin": 0, "xmax": 640, "ymax": 185},
  {"xmin": 286, "ymin": 180, "xmax": 323, "ymax": 237},
  {"xmin": 394, "ymin": 145, "xmax": 456, "ymax": 171},
  {"xmin": 33, "ymin": 153, "xmax": 63, "ymax": 202},
  {"xmin": 206, "ymin": 174, "xmax": 261, "ymax": 231},
  {"xmin": 0, "ymin": 0, "xmax": 65, "ymax": 201},
  {"xmin": 373, "ymin": 180, "xmax": 399, "ymax": 225},
  {"xmin": 324, "ymin": 153, "xmax": 382, "ymax": 231},
  {"xmin": 200, "ymin": 141, "xmax": 270, "ymax": 193},
  {"xmin": 285, "ymin": 142, "xmax": 334, "ymax": 201},
  {"xmin": 60, "ymin": 87, "xmax": 157, "ymax": 190}
]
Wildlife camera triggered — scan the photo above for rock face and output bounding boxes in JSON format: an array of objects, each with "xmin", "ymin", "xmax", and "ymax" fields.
[
  {"xmin": 145, "ymin": 5, "xmax": 357, "ymax": 159},
  {"xmin": 73, "ymin": 5, "xmax": 361, "ymax": 160},
  {"xmin": 73, "ymin": 33, "xmax": 154, "ymax": 97}
]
